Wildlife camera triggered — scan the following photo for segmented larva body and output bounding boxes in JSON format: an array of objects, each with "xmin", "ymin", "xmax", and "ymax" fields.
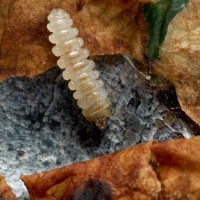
[{"xmin": 47, "ymin": 9, "xmax": 111, "ymax": 128}]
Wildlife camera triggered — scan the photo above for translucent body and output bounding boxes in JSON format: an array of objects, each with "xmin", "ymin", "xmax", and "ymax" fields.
[{"xmin": 47, "ymin": 8, "xmax": 111, "ymax": 128}]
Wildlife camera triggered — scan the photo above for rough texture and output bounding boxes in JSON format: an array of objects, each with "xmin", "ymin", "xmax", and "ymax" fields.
[
  {"xmin": 21, "ymin": 142, "xmax": 161, "ymax": 200},
  {"xmin": 0, "ymin": 174, "xmax": 16, "ymax": 200},
  {"xmin": 151, "ymin": 0, "xmax": 200, "ymax": 126},
  {"xmin": 0, "ymin": 56, "xmax": 198, "ymax": 199},
  {"xmin": 130, "ymin": 0, "xmax": 200, "ymax": 126},
  {"xmin": 0, "ymin": 0, "xmax": 200, "ymax": 126},
  {"xmin": 152, "ymin": 137, "xmax": 200, "ymax": 199},
  {"xmin": 21, "ymin": 137, "xmax": 200, "ymax": 200},
  {"xmin": 0, "ymin": 0, "xmax": 141, "ymax": 80}
]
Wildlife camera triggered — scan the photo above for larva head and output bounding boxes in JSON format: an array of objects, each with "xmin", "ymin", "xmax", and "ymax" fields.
[
  {"xmin": 47, "ymin": 8, "xmax": 69, "ymax": 22},
  {"xmin": 95, "ymin": 118, "xmax": 107, "ymax": 129}
]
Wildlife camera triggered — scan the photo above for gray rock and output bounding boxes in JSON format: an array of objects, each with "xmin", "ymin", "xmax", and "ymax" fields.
[{"xmin": 0, "ymin": 56, "xmax": 197, "ymax": 199}]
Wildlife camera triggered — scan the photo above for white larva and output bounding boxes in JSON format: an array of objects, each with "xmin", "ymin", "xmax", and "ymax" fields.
[{"xmin": 47, "ymin": 8, "xmax": 111, "ymax": 128}]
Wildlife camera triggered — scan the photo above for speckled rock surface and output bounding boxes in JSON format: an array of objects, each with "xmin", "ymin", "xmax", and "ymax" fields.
[{"xmin": 0, "ymin": 56, "xmax": 198, "ymax": 199}]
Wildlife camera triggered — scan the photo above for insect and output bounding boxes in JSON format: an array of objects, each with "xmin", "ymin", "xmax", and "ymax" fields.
[{"xmin": 47, "ymin": 8, "xmax": 111, "ymax": 128}]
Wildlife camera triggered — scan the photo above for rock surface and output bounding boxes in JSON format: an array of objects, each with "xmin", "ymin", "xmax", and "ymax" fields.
[{"xmin": 0, "ymin": 56, "xmax": 198, "ymax": 199}]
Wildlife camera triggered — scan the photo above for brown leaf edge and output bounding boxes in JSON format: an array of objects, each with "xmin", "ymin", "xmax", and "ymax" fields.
[
  {"xmin": 0, "ymin": 174, "xmax": 17, "ymax": 200},
  {"xmin": 21, "ymin": 136, "xmax": 200, "ymax": 200}
]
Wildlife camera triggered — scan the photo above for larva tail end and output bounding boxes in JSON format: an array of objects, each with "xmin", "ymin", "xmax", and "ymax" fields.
[{"xmin": 95, "ymin": 118, "xmax": 107, "ymax": 129}]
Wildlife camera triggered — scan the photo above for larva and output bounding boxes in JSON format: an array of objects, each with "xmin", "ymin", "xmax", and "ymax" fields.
[{"xmin": 47, "ymin": 8, "xmax": 111, "ymax": 128}]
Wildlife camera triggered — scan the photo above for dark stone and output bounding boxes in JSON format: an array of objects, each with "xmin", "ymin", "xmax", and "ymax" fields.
[{"xmin": 17, "ymin": 150, "xmax": 25, "ymax": 157}]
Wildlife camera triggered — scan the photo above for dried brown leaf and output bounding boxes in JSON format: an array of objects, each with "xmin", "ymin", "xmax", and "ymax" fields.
[
  {"xmin": 21, "ymin": 136, "xmax": 200, "ymax": 200},
  {"xmin": 21, "ymin": 141, "xmax": 161, "ymax": 200},
  {"xmin": 0, "ymin": 0, "xmax": 142, "ymax": 80},
  {"xmin": 151, "ymin": 0, "xmax": 200, "ymax": 125},
  {"xmin": 151, "ymin": 136, "xmax": 200, "ymax": 199},
  {"xmin": 0, "ymin": 174, "xmax": 17, "ymax": 200}
]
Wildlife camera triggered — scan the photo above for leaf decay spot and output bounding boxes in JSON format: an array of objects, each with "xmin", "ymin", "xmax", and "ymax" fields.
[
  {"xmin": 77, "ymin": 0, "xmax": 84, "ymax": 11},
  {"xmin": 70, "ymin": 179, "xmax": 112, "ymax": 200}
]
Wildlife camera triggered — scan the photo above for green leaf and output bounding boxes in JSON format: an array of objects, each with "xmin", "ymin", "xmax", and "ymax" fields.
[{"xmin": 144, "ymin": 0, "xmax": 189, "ymax": 60}]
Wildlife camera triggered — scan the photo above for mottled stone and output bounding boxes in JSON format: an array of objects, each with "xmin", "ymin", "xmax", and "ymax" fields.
[{"xmin": 0, "ymin": 56, "xmax": 198, "ymax": 199}]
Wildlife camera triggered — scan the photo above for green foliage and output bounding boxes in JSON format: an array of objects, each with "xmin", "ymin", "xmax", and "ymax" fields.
[{"xmin": 144, "ymin": 0, "xmax": 189, "ymax": 60}]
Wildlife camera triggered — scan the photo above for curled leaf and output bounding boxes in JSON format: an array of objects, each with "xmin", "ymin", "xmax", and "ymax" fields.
[
  {"xmin": 0, "ymin": 174, "xmax": 17, "ymax": 200},
  {"xmin": 21, "ymin": 136, "xmax": 200, "ymax": 199}
]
